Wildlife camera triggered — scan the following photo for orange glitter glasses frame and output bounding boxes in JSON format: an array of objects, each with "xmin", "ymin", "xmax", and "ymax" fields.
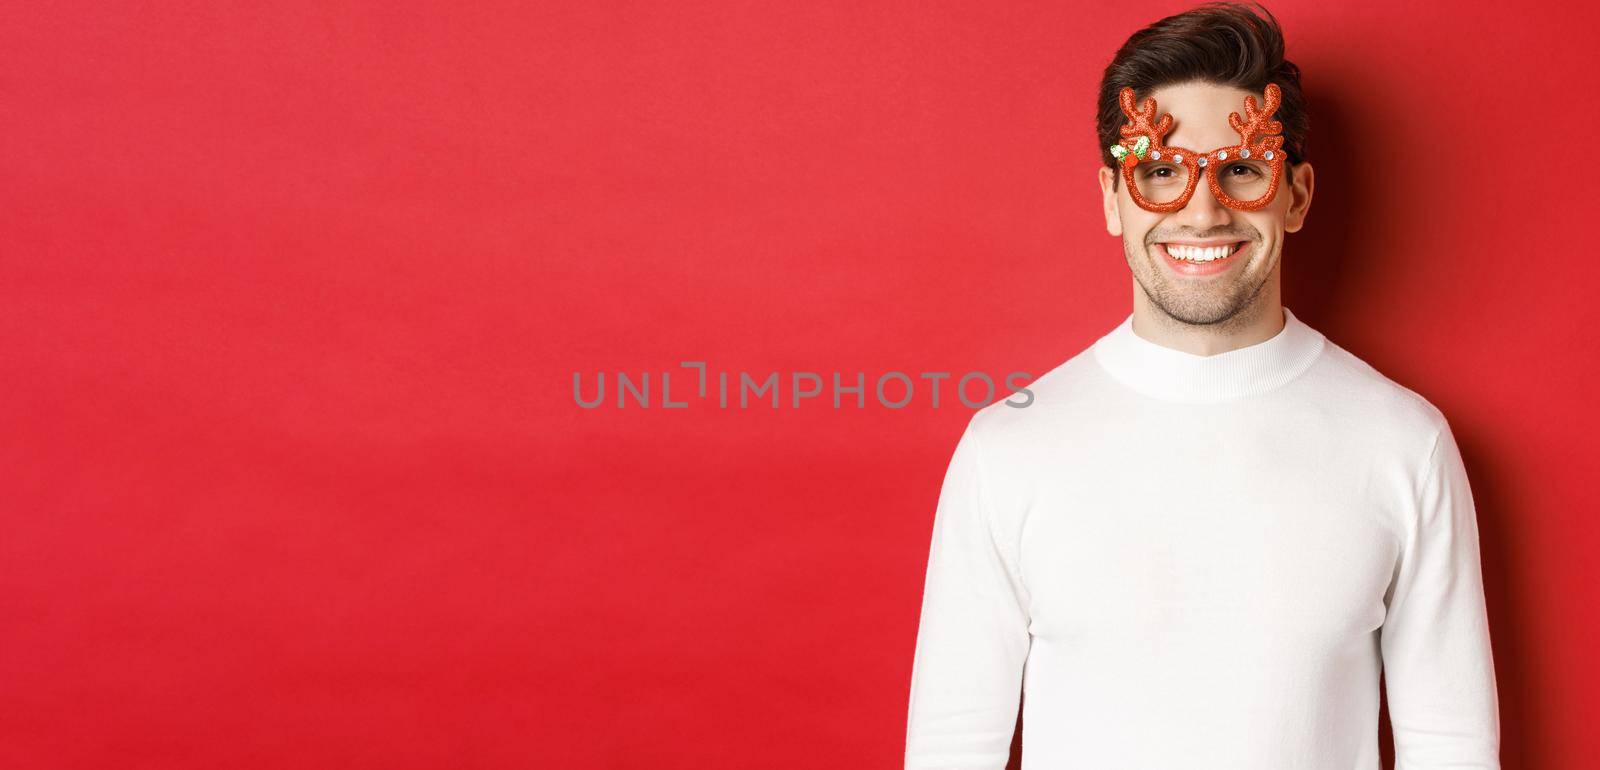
[{"xmin": 1109, "ymin": 83, "xmax": 1287, "ymax": 213}]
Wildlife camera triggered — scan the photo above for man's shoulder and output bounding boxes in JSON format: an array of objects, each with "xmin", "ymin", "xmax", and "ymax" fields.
[
  {"xmin": 959, "ymin": 341, "xmax": 1112, "ymax": 452},
  {"xmin": 1307, "ymin": 338, "xmax": 1453, "ymax": 441},
  {"xmin": 961, "ymin": 333, "xmax": 1455, "ymax": 456}
]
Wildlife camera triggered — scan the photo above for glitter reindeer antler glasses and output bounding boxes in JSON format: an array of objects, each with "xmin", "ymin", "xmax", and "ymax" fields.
[{"xmin": 1109, "ymin": 83, "xmax": 1287, "ymax": 213}]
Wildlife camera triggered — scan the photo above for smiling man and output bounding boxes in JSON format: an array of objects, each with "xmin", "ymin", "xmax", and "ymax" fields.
[{"xmin": 903, "ymin": 3, "xmax": 1501, "ymax": 769}]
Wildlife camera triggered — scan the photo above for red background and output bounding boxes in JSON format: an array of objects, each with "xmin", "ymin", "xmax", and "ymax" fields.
[{"xmin": 4, "ymin": 1, "xmax": 1595, "ymax": 767}]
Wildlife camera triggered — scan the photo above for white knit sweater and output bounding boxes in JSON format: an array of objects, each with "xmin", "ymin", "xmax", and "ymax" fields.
[{"xmin": 905, "ymin": 307, "xmax": 1500, "ymax": 769}]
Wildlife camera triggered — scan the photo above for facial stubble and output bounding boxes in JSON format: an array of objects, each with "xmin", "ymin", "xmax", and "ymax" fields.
[{"xmin": 1123, "ymin": 234, "xmax": 1275, "ymax": 327}]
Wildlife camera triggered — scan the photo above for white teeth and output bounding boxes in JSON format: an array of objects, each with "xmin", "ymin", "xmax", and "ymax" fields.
[{"xmin": 1164, "ymin": 243, "xmax": 1238, "ymax": 262}]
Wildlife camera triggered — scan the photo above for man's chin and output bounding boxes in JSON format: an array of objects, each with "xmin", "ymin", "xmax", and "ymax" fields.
[{"xmin": 1143, "ymin": 283, "xmax": 1255, "ymax": 326}]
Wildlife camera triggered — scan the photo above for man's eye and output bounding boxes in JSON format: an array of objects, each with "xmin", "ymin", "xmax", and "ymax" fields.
[{"xmin": 1227, "ymin": 163, "xmax": 1261, "ymax": 177}]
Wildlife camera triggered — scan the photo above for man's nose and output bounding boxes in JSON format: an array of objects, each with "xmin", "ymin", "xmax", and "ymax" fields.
[{"xmin": 1175, "ymin": 176, "xmax": 1232, "ymax": 229}]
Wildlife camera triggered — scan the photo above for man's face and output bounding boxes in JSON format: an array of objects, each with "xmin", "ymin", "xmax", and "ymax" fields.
[{"xmin": 1098, "ymin": 80, "xmax": 1313, "ymax": 326}]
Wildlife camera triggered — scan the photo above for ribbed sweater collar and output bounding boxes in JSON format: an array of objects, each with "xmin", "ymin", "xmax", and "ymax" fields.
[{"xmin": 1091, "ymin": 306, "xmax": 1326, "ymax": 403}]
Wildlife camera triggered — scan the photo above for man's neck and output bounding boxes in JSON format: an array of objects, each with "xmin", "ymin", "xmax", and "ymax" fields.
[{"xmin": 1129, "ymin": 295, "xmax": 1287, "ymax": 357}]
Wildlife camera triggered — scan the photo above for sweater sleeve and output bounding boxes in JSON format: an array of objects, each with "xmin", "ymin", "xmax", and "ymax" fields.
[
  {"xmin": 905, "ymin": 418, "xmax": 1032, "ymax": 770},
  {"xmin": 1380, "ymin": 419, "xmax": 1501, "ymax": 768}
]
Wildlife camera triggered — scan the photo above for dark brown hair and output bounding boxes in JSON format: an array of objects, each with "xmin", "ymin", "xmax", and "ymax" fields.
[{"xmin": 1097, "ymin": 1, "xmax": 1308, "ymax": 190}]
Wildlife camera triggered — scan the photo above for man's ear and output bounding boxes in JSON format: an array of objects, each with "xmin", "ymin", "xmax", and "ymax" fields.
[
  {"xmin": 1284, "ymin": 161, "xmax": 1314, "ymax": 234},
  {"xmin": 1099, "ymin": 166, "xmax": 1123, "ymax": 237}
]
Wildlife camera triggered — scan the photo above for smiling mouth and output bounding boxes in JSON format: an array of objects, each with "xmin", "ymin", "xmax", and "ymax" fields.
[{"xmin": 1156, "ymin": 241, "xmax": 1248, "ymax": 263}]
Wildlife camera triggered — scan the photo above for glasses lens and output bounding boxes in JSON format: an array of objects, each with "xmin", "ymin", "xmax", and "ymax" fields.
[
  {"xmin": 1215, "ymin": 158, "xmax": 1275, "ymax": 205},
  {"xmin": 1131, "ymin": 161, "xmax": 1191, "ymax": 205}
]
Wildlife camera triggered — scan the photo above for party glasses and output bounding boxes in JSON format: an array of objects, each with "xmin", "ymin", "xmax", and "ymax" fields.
[{"xmin": 1109, "ymin": 83, "xmax": 1287, "ymax": 213}]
